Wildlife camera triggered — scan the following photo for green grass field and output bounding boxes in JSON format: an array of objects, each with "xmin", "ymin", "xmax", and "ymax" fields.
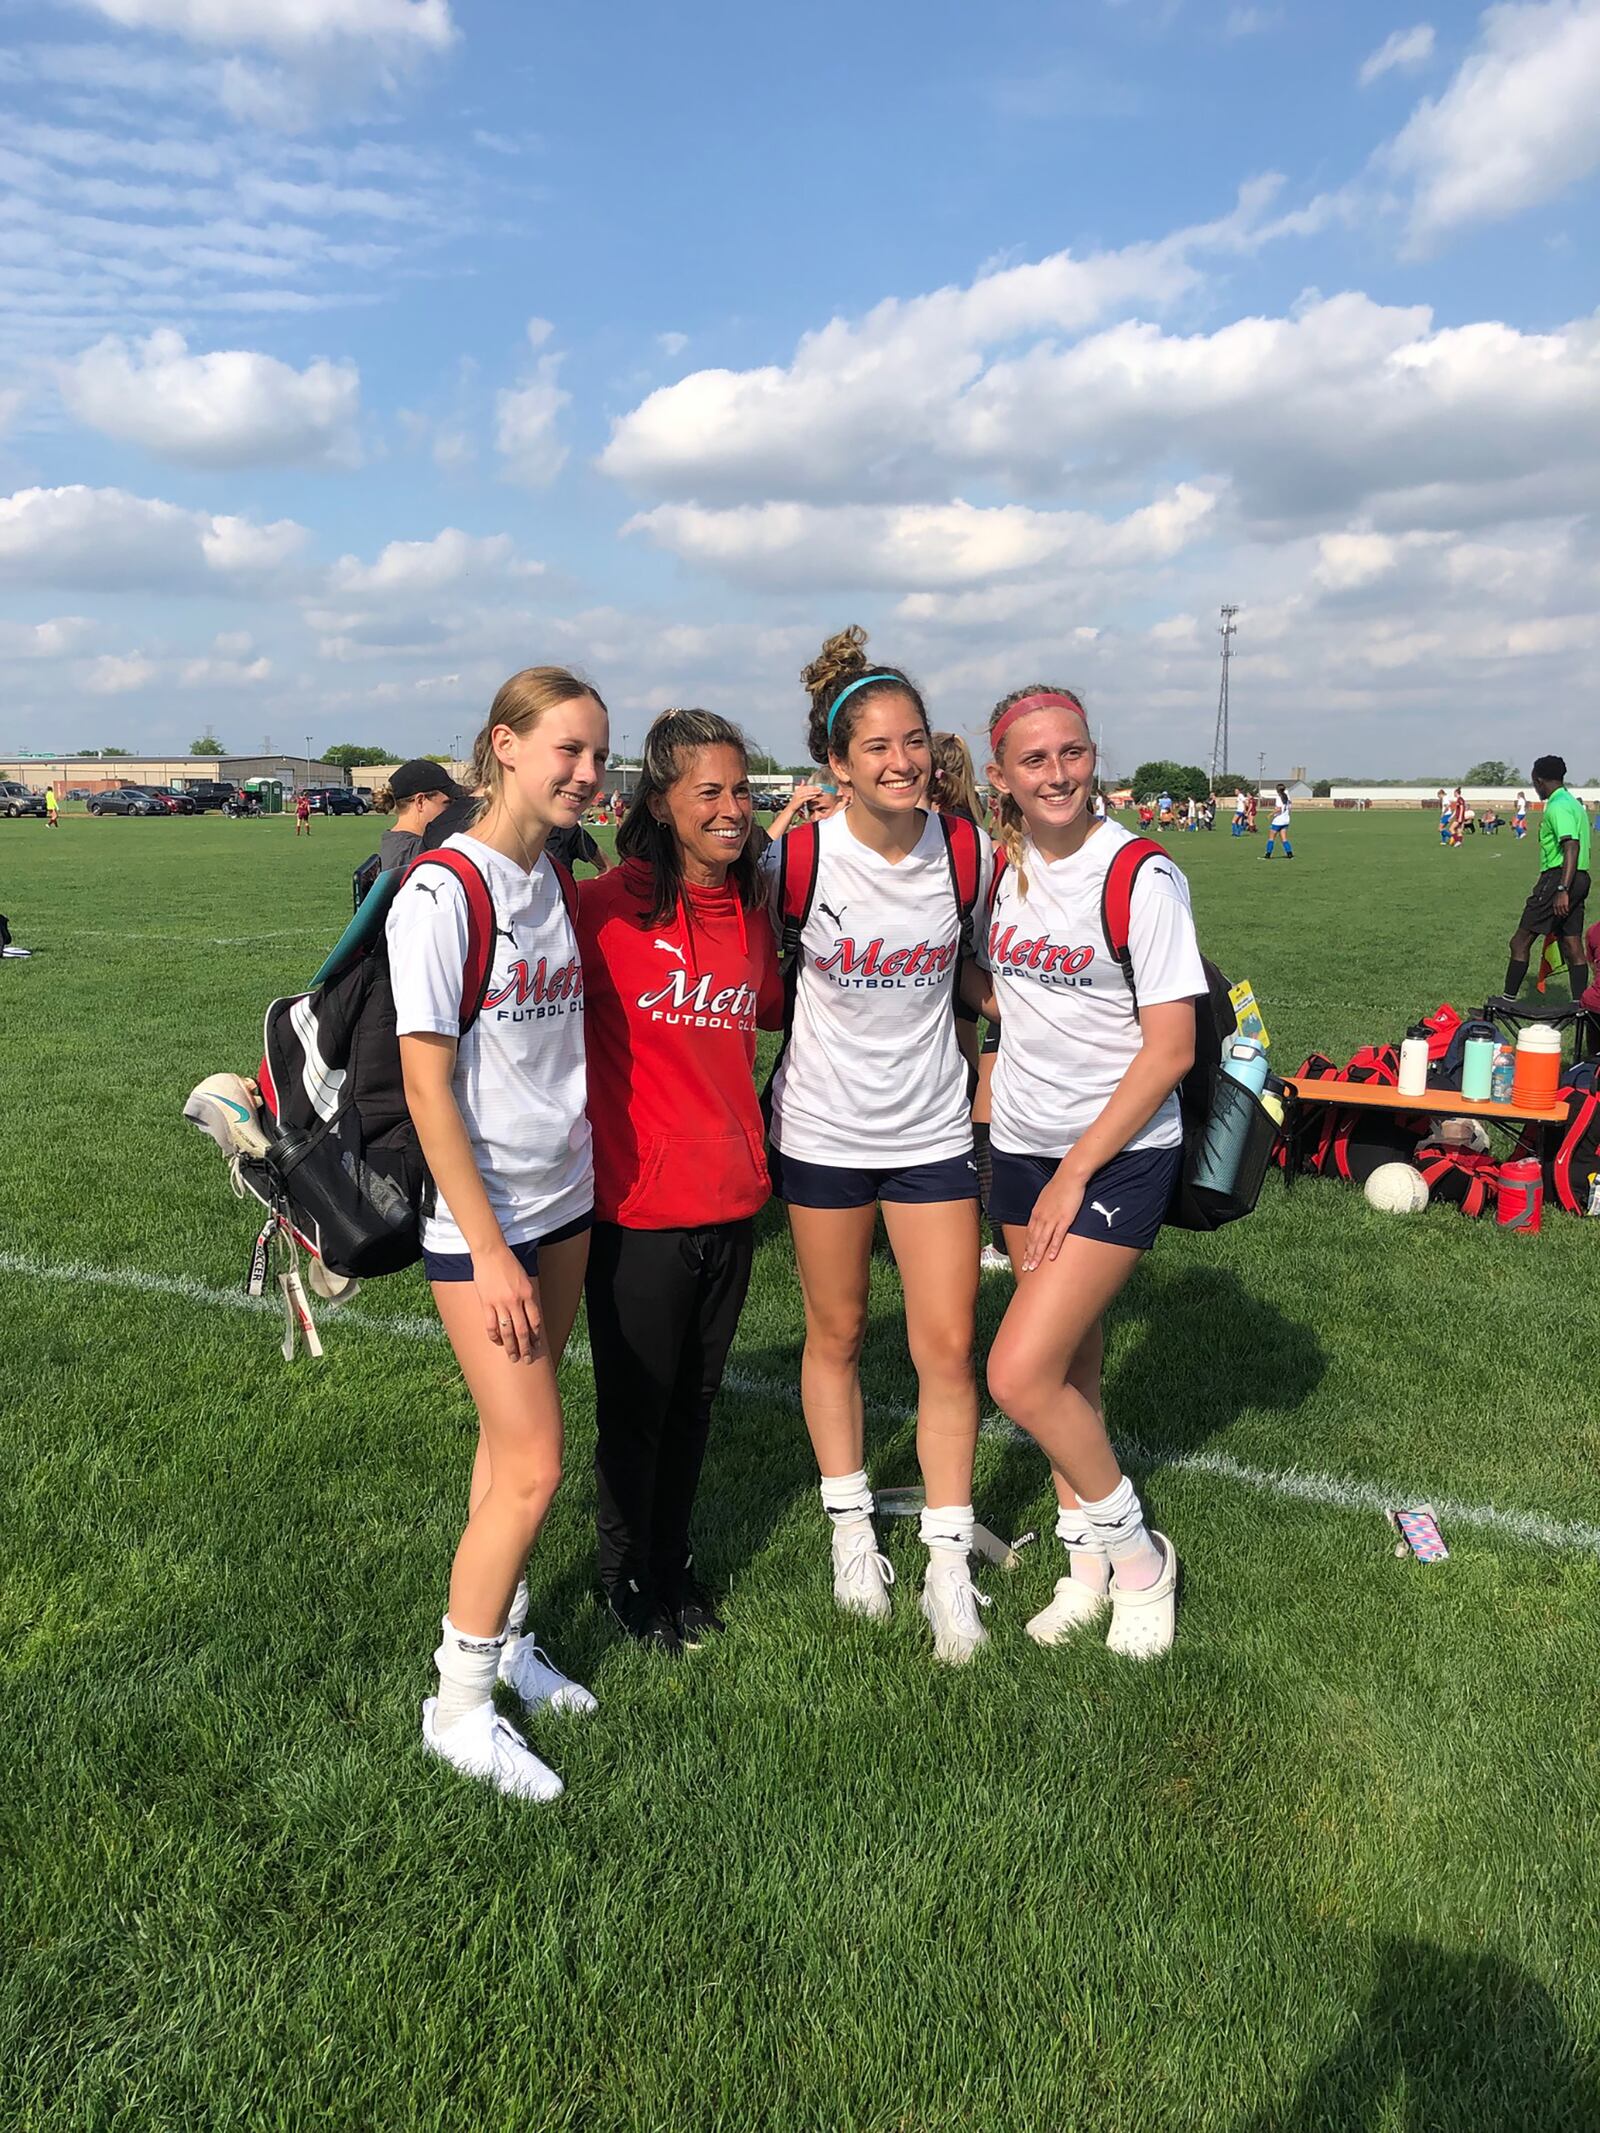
[{"xmin": 3, "ymin": 810, "xmax": 1598, "ymax": 2131}]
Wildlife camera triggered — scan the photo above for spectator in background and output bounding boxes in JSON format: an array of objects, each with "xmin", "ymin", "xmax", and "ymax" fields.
[
  {"xmin": 374, "ymin": 759, "xmax": 466, "ymax": 873},
  {"xmin": 44, "ymin": 784, "xmax": 59, "ymax": 830},
  {"xmin": 546, "ymin": 817, "xmax": 612, "ymax": 876}
]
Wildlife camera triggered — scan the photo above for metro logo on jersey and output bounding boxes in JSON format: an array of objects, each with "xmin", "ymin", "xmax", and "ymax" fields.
[
  {"xmin": 988, "ymin": 919, "xmax": 1099, "ymax": 986},
  {"xmin": 483, "ymin": 954, "xmax": 584, "ymax": 1021},
  {"xmin": 812, "ymin": 935, "xmax": 958, "ymax": 989},
  {"xmin": 635, "ymin": 969, "xmax": 759, "ymax": 1030}
]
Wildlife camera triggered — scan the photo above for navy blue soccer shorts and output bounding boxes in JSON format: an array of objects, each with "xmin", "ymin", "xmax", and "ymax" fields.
[
  {"xmin": 768, "ymin": 1146, "xmax": 979, "ymax": 1210},
  {"xmin": 987, "ymin": 1143, "xmax": 1179, "ymax": 1252}
]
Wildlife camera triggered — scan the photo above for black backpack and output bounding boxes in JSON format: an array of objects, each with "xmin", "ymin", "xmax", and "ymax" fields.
[{"xmin": 233, "ymin": 850, "xmax": 577, "ymax": 1283}]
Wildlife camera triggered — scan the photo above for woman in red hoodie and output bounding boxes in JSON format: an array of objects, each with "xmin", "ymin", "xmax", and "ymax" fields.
[{"xmin": 577, "ymin": 709, "xmax": 784, "ymax": 1653}]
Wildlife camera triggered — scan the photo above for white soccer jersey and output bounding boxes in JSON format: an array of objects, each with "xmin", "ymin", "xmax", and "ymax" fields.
[
  {"xmin": 764, "ymin": 809, "xmax": 993, "ymax": 1167},
  {"xmin": 981, "ymin": 822, "xmax": 1205, "ymax": 1159},
  {"xmin": 387, "ymin": 833, "xmax": 592, "ymax": 1255},
  {"xmin": 1270, "ymin": 796, "xmax": 1292, "ymax": 830}
]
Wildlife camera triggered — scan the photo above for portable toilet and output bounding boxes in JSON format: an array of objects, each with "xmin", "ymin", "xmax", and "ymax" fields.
[{"xmin": 245, "ymin": 776, "xmax": 285, "ymax": 814}]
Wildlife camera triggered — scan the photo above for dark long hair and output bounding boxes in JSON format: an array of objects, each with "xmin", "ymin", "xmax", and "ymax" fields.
[{"xmin": 616, "ymin": 707, "xmax": 763, "ymax": 924}]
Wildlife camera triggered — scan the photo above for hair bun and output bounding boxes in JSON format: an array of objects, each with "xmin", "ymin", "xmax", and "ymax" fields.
[{"xmin": 800, "ymin": 624, "xmax": 869, "ymax": 711}]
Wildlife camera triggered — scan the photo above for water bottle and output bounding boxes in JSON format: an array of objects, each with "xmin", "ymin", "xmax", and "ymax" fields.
[
  {"xmin": 1461, "ymin": 1023, "xmax": 1497, "ymax": 1102},
  {"xmin": 1497, "ymin": 1157, "xmax": 1544, "ymax": 1233},
  {"xmin": 1397, "ymin": 1024, "xmax": 1430, "ymax": 1097},
  {"xmin": 1490, "ymin": 1045, "xmax": 1515, "ymax": 1104},
  {"xmin": 1190, "ymin": 1042, "xmax": 1270, "ymax": 1202},
  {"xmin": 1220, "ymin": 1037, "xmax": 1269, "ymax": 1095}
]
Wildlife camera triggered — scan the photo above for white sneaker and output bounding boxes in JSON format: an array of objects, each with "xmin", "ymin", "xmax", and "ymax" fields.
[
  {"xmin": 498, "ymin": 1639, "xmax": 598, "ymax": 1715},
  {"xmin": 183, "ymin": 1071, "xmax": 273, "ymax": 1159},
  {"xmin": 421, "ymin": 1696, "xmax": 564, "ymax": 1801},
  {"xmin": 1105, "ymin": 1534, "xmax": 1178, "ymax": 1660},
  {"xmin": 921, "ymin": 1556, "xmax": 993, "ymax": 1664},
  {"xmin": 1026, "ymin": 1571, "xmax": 1110, "ymax": 1645},
  {"xmin": 831, "ymin": 1519, "xmax": 895, "ymax": 1620},
  {"xmin": 979, "ymin": 1242, "xmax": 1011, "ymax": 1273}
]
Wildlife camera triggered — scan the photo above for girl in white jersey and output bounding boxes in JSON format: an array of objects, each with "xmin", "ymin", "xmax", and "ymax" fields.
[
  {"xmin": 389, "ymin": 665, "xmax": 608, "ymax": 1801},
  {"xmin": 765, "ymin": 627, "xmax": 993, "ymax": 1663},
  {"xmin": 976, "ymin": 687, "xmax": 1202, "ymax": 1660}
]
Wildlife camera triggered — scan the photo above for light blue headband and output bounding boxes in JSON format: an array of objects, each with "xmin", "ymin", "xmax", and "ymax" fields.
[{"xmin": 827, "ymin": 672, "xmax": 900, "ymax": 737}]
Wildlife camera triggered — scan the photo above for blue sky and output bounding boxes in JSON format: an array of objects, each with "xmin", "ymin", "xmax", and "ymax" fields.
[{"xmin": 2, "ymin": 0, "xmax": 1598, "ymax": 776}]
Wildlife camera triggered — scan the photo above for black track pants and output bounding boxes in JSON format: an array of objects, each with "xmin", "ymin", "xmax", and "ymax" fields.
[{"xmin": 586, "ymin": 1219, "xmax": 755, "ymax": 1590}]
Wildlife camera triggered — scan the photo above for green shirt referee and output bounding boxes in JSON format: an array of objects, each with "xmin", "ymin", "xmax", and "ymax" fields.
[{"xmin": 1504, "ymin": 754, "xmax": 1591, "ymax": 999}]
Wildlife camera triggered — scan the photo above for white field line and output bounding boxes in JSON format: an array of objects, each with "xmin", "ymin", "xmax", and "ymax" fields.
[{"xmin": 5, "ymin": 1247, "xmax": 1600, "ymax": 1561}]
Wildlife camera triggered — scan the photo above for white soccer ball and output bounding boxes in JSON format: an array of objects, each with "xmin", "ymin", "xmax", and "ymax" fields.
[{"xmin": 1364, "ymin": 1163, "xmax": 1430, "ymax": 1214}]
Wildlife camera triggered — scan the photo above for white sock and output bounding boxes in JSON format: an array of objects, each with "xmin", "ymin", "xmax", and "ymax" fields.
[
  {"xmin": 502, "ymin": 1578, "xmax": 530, "ymax": 1656},
  {"xmin": 919, "ymin": 1503, "xmax": 974, "ymax": 1567},
  {"xmin": 1054, "ymin": 1503, "xmax": 1111, "ymax": 1592},
  {"xmin": 820, "ymin": 1469, "xmax": 874, "ymax": 1528},
  {"xmin": 1078, "ymin": 1477, "xmax": 1164, "ymax": 1592},
  {"xmin": 433, "ymin": 1615, "xmax": 505, "ymax": 1732}
]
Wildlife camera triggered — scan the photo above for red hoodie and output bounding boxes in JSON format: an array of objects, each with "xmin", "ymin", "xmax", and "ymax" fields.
[{"xmin": 577, "ymin": 858, "xmax": 785, "ymax": 1228}]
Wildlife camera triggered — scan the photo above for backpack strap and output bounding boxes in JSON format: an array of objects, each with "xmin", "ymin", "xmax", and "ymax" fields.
[
  {"xmin": 759, "ymin": 822, "xmax": 823, "ymax": 1124},
  {"xmin": 775, "ymin": 820, "xmax": 822, "ymax": 963},
  {"xmin": 935, "ymin": 811, "xmax": 983, "ymax": 949},
  {"xmin": 547, "ymin": 855, "xmax": 578, "ymax": 930},
  {"xmin": 988, "ymin": 845, "xmax": 1009, "ymax": 910},
  {"xmin": 401, "ymin": 848, "xmax": 498, "ymax": 1033},
  {"xmin": 1099, "ymin": 835, "xmax": 1168, "ymax": 1008}
]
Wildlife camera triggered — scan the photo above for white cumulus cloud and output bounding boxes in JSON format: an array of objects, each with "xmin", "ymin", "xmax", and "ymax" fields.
[
  {"xmin": 496, "ymin": 328, "xmax": 570, "ymax": 488},
  {"xmin": 1388, "ymin": 0, "xmax": 1600, "ymax": 242},
  {"xmin": 0, "ymin": 616, "xmax": 96, "ymax": 658},
  {"xmin": 606, "ymin": 282, "xmax": 1600, "ymax": 537},
  {"xmin": 0, "ymin": 485, "xmax": 306, "ymax": 591},
  {"xmin": 624, "ymin": 487, "xmax": 1216, "ymax": 592},
  {"xmin": 328, "ymin": 528, "xmax": 523, "ymax": 597},
  {"xmin": 59, "ymin": 330, "xmax": 360, "ymax": 467},
  {"xmin": 65, "ymin": 0, "xmax": 455, "ymax": 53},
  {"xmin": 80, "ymin": 651, "xmax": 157, "ymax": 694},
  {"xmin": 600, "ymin": 181, "xmax": 1304, "ymax": 503},
  {"xmin": 1360, "ymin": 23, "xmax": 1436, "ymax": 85}
]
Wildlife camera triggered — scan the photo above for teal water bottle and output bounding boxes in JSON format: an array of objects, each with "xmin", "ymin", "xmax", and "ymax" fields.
[
  {"xmin": 1220, "ymin": 1037, "xmax": 1269, "ymax": 1095},
  {"xmin": 1192, "ymin": 1039, "xmax": 1269, "ymax": 1198},
  {"xmin": 1460, "ymin": 1022, "xmax": 1497, "ymax": 1102}
]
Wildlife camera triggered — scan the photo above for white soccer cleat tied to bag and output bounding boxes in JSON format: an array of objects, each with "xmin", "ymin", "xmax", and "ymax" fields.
[{"xmin": 183, "ymin": 1072, "xmax": 273, "ymax": 1160}]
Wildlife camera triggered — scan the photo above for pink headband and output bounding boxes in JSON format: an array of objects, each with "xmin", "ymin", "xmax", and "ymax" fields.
[{"xmin": 990, "ymin": 691, "xmax": 1087, "ymax": 754}]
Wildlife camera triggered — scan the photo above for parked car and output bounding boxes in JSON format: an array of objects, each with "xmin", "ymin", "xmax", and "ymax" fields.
[
  {"xmin": 152, "ymin": 789, "xmax": 196, "ymax": 814},
  {"xmin": 0, "ymin": 781, "xmax": 46, "ymax": 818},
  {"xmin": 169, "ymin": 780, "xmax": 238, "ymax": 813},
  {"xmin": 87, "ymin": 787, "xmax": 168, "ymax": 817},
  {"xmin": 303, "ymin": 786, "xmax": 370, "ymax": 815}
]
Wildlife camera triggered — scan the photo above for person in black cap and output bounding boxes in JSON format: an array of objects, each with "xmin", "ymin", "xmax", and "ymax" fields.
[
  {"xmin": 374, "ymin": 759, "xmax": 466, "ymax": 873},
  {"xmin": 421, "ymin": 776, "xmax": 611, "ymax": 876}
]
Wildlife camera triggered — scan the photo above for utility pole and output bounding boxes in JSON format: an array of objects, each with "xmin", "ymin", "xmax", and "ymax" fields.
[{"xmin": 1210, "ymin": 605, "xmax": 1238, "ymax": 787}]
